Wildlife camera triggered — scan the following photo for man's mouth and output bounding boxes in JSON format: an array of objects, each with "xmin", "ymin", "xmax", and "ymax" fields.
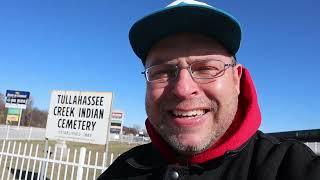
[{"xmin": 170, "ymin": 109, "xmax": 209, "ymax": 118}]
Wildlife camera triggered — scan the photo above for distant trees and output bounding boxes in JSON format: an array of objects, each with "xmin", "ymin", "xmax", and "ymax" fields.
[
  {"xmin": 122, "ymin": 125, "xmax": 149, "ymax": 137},
  {"xmin": 122, "ymin": 126, "xmax": 139, "ymax": 135},
  {"xmin": 19, "ymin": 96, "xmax": 33, "ymax": 126},
  {"xmin": 28, "ymin": 107, "xmax": 48, "ymax": 127},
  {"xmin": 0, "ymin": 93, "xmax": 6, "ymax": 124}
]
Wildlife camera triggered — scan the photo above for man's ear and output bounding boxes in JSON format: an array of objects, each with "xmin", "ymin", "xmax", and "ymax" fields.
[{"xmin": 233, "ymin": 64, "xmax": 242, "ymax": 95}]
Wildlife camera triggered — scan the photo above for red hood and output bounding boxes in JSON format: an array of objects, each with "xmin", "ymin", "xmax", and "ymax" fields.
[{"xmin": 146, "ymin": 68, "xmax": 261, "ymax": 164}]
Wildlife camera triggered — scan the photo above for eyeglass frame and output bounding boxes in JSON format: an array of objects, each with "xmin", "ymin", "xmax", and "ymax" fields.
[{"xmin": 141, "ymin": 58, "xmax": 237, "ymax": 84}]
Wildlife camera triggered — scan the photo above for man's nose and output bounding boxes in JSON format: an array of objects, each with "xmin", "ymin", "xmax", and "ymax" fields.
[{"xmin": 171, "ymin": 68, "xmax": 200, "ymax": 99}]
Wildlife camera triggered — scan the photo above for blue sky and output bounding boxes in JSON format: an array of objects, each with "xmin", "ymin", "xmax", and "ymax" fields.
[{"xmin": 0, "ymin": 0, "xmax": 319, "ymax": 133}]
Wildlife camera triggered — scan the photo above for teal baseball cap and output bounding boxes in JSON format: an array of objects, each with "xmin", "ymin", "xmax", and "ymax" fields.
[{"xmin": 129, "ymin": 0, "xmax": 241, "ymax": 65}]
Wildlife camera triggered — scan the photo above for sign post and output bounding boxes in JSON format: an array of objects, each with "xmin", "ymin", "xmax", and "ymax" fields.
[{"xmin": 18, "ymin": 109, "xmax": 22, "ymax": 127}]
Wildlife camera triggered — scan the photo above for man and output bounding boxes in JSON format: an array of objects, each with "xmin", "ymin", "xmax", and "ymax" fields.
[{"xmin": 98, "ymin": 0, "xmax": 320, "ymax": 179}]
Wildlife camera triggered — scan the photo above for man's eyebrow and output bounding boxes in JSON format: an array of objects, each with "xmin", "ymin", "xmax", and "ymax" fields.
[
  {"xmin": 188, "ymin": 55, "xmax": 233, "ymax": 62},
  {"xmin": 147, "ymin": 58, "xmax": 178, "ymax": 67},
  {"xmin": 185, "ymin": 56, "xmax": 216, "ymax": 63}
]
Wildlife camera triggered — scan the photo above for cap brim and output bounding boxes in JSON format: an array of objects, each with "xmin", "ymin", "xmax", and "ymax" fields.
[{"xmin": 129, "ymin": 5, "xmax": 241, "ymax": 64}]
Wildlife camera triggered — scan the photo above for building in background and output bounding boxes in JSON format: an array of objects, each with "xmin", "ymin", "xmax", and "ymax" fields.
[
  {"xmin": 268, "ymin": 129, "xmax": 320, "ymax": 142},
  {"xmin": 110, "ymin": 110, "xmax": 124, "ymax": 135}
]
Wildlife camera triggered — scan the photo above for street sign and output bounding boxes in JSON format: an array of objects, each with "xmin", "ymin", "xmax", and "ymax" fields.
[
  {"xmin": 5, "ymin": 90, "xmax": 30, "ymax": 109},
  {"xmin": 46, "ymin": 90, "xmax": 113, "ymax": 145},
  {"xmin": 6, "ymin": 108, "xmax": 22, "ymax": 122}
]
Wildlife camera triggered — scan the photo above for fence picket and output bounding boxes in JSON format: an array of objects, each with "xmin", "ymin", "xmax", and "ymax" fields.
[
  {"xmin": 25, "ymin": 143, "xmax": 33, "ymax": 180},
  {"xmin": 43, "ymin": 146, "xmax": 51, "ymax": 180},
  {"xmin": 70, "ymin": 149, "xmax": 77, "ymax": 180},
  {"xmin": 34, "ymin": 145, "xmax": 41, "ymax": 180},
  {"xmin": 0, "ymin": 140, "xmax": 6, "ymax": 167},
  {"xmin": 63, "ymin": 148, "xmax": 70, "ymax": 180},
  {"xmin": 93, "ymin": 152, "xmax": 99, "ymax": 179},
  {"xmin": 18, "ymin": 142, "xmax": 28, "ymax": 179},
  {"xmin": 85, "ymin": 150, "xmax": 91, "ymax": 180},
  {"xmin": 76, "ymin": 147, "xmax": 86, "ymax": 180},
  {"xmin": 1, "ymin": 141, "xmax": 11, "ymax": 180},
  {"xmin": 12, "ymin": 142, "xmax": 22, "ymax": 180},
  {"xmin": 50, "ymin": 145, "xmax": 58, "ymax": 180},
  {"xmin": 110, "ymin": 153, "xmax": 114, "ymax": 165},
  {"xmin": 7, "ymin": 141, "xmax": 17, "ymax": 180},
  {"xmin": 57, "ymin": 146, "xmax": 64, "ymax": 180},
  {"xmin": 101, "ymin": 152, "xmax": 106, "ymax": 174}
]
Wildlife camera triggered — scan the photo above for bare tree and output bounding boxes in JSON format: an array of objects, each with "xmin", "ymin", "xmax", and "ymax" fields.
[
  {"xmin": 122, "ymin": 126, "xmax": 139, "ymax": 135},
  {"xmin": 0, "ymin": 93, "xmax": 5, "ymax": 124},
  {"xmin": 20, "ymin": 96, "xmax": 34, "ymax": 126},
  {"xmin": 30, "ymin": 107, "xmax": 48, "ymax": 128}
]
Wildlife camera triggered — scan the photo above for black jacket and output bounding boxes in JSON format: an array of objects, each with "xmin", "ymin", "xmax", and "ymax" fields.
[{"xmin": 98, "ymin": 131, "xmax": 320, "ymax": 180}]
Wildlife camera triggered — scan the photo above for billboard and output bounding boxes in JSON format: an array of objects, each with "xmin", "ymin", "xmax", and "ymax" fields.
[
  {"xmin": 46, "ymin": 90, "xmax": 113, "ymax": 145},
  {"xmin": 5, "ymin": 90, "xmax": 30, "ymax": 109}
]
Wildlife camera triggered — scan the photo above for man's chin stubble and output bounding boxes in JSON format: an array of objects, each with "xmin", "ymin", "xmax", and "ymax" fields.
[
  {"xmin": 156, "ymin": 123, "xmax": 219, "ymax": 155},
  {"xmin": 156, "ymin": 100, "xmax": 238, "ymax": 155}
]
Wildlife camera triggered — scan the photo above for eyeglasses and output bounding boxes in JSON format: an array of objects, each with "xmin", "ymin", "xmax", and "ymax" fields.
[{"xmin": 142, "ymin": 59, "xmax": 236, "ymax": 84}]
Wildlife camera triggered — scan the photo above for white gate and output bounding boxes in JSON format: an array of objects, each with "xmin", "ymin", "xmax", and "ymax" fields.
[{"xmin": 0, "ymin": 140, "xmax": 116, "ymax": 180}]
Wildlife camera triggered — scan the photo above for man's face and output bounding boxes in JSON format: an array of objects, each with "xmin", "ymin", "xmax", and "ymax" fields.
[{"xmin": 145, "ymin": 33, "xmax": 242, "ymax": 155}]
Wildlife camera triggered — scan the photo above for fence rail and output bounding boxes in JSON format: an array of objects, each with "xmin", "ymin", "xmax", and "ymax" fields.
[
  {"xmin": 305, "ymin": 142, "xmax": 320, "ymax": 155},
  {"xmin": 0, "ymin": 125, "xmax": 150, "ymax": 144},
  {"xmin": 0, "ymin": 126, "xmax": 45, "ymax": 141},
  {"xmin": 0, "ymin": 139, "xmax": 114, "ymax": 180},
  {"xmin": 0, "ymin": 125, "xmax": 146, "ymax": 180}
]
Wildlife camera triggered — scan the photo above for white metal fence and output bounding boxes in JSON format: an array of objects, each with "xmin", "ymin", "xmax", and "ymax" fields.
[
  {"xmin": 0, "ymin": 139, "xmax": 117, "ymax": 180},
  {"xmin": 0, "ymin": 126, "xmax": 45, "ymax": 141},
  {"xmin": 0, "ymin": 125, "xmax": 150, "ymax": 144},
  {"xmin": 305, "ymin": 142, "xmax": 320, "ymax": 155},
  {"xmin": 0, "ymin": 125, "xmax": 148, "ymax": 180}
]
